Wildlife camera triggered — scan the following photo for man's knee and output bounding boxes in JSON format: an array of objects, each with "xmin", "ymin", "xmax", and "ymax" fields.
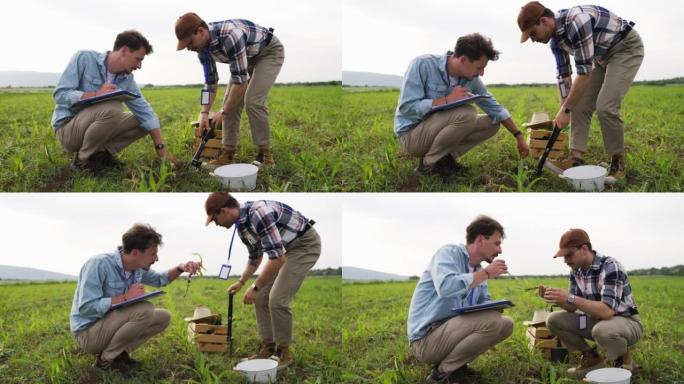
[
  {"xmin": 499, "ymin": 316, "xmax": 514, "ymax": 339},
  {"xmin": 591, "ymin": 320, "xmax": 618, "ymax": 342},
  {"xmin": 449, "ymin": 105, "xmax": 477, "ymax": 126},
  {"xmin": 245, "ymin": 99, "xmax": 266, "ymax": 114},
  {"xmin": 545, "ymin": 311, "xmax": 568, "ymax": 333},
  {"xmin": 155, "ymin": 308, "xmax": 172, "ymax": 330},
  {"xmin": 131, "ymin": 301, "xmax": 156, "ymax": 322},
  {"xmin": 90, "ymin": 100, "xmax": 124, "ymax": 118}
]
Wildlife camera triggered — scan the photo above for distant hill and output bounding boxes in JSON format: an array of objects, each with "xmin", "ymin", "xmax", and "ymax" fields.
[
  {"xmin": 628, "ymin": 265, "xmax": 684, "ymax": 276},
  {"xmin": 0, "ymin": 71, "xmax": 61, "ymax": 88},
  {"xmin": 0, "ymin": 265, "xmax": 76, "ymax": 281},
  {"xmin": 342, "ymin": 71, "xmax": 403, "ymax": 88},
  {"xmin": 342, "ymin": 266, "xmax": 409, "ymax": 281}
]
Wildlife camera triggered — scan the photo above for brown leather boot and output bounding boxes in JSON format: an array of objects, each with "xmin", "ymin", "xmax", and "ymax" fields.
[
  {"xmin": 611, "ymin": 350, "xmax": 634, "ymax": 371},
  {"xmin": 608, "ymin": 153, "xmax": 626, "ymax": 179},
  {"xmin": 567, "ymin": 347, "xmax": 604, "ymax": 376},
  {"xmin": 208, "ymin": 149, "xmax": 235, "ymax": 167},
  {"xmin": 270, "ymin": 343, "xmax": 293, "ymax": 370},
  {"xmin": 243, "ymin": 341, "xmax": 275, "ymax": 361},
  {"xmin": 256, "ymin": 146, "xmax": 275, "ymax": 166}
]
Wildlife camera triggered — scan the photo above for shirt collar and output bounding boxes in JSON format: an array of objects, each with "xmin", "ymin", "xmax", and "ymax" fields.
[
  {"xmin": 100, "ymin": 51, "xmax": 130, "ymax": 82},
  {"xmin": 573, "ymin": 251, "xmax": 603, "ymax": 276},
  {"xmin": 207, "ymin": 23, "xmax": 220, "ymax": 50},
  {"xmin": 441, "ymin": 51, "xmax": 459, "ymax": 86},
  {"xmin": 554, "ymin": 10, "xmax": 567, "ymax": 38}
]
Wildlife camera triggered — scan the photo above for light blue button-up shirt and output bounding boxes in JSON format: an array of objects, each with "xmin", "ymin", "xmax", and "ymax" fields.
[
  {"xmin": 407, "ymin": 244, "xmax": 491, "ymax": 343},
  {"xmin": 70, "ymin": 247, "xmax": 170, "ymax": 334},
  {"xmin": 51, "ymin": 50, "xmax": 160, "ymax": 131},
  {"xmin": 394, "ymin": 52, "xmax": 511, "ymax": 136}
]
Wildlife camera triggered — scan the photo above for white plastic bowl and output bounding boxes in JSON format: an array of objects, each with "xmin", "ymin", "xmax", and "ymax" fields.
[
  {"xmin": 212, "ymin": 163, "xmax": 259, "ymax": 191},
  {"xmin": 584, "ymin": 367, "xmax": 631, "ymax": 384},
  {"xmin": 234, "ymin": 359, "xmax": 278, "ymax": 383},
  {"xmin": 562, "ymin": 165, "xmax": 607, "ymax": 192}
]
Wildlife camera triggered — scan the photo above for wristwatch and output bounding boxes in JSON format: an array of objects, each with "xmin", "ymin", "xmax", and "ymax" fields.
[
  {"xmin": 251, "ymin": 283, "xmax": 259, "ymax": 291},
  {"xmin": 155, "ymin": 143, "xmax": 165, "ymax": 150},
  {"xmin": 567, "ymin": 294, "xmax": 576, "ymax": 304}
]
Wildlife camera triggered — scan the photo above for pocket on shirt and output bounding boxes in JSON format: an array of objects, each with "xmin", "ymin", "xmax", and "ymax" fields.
[
  {"xmin": 82, "ymin": 74, "xmax": 102, "ymax": 90},
  {"xmin": 104, "ymin": 280, "xmax": 126, "ymax": 295},
  {"xmin": 426, "ymin": 82, "xmax": 448, "ymax": 98}
]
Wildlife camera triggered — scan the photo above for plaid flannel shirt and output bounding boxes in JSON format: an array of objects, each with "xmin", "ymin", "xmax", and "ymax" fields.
[
  {"xmin": 199, "ymin": 19, "xmax": 272, "ymax": 85},
  {"xmin": 551, "ymin": 5, "xmax": 633, "ymax": 76},
  {"xmin": 568, "ymin": 252, "xmax": 638, "ymax": 316},
  {"xmin": 237, "ymin": 200, "xmax": 310, "ymax": 260}
]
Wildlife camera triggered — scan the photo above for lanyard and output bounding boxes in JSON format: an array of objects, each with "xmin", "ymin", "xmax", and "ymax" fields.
[
  {"xmin": 226, "ymin": 224, "xmax": 238, "ymax": 264},
  {"xmin": 465, "ymin": 286, "xmax": 478, "ymax": 306},
  {"xmin": 202, "ymin": 50, "xmax": 212, "ymax": 86},
  {"xmin": 444, "ymin": 59, "xmax": 451, "ymax": 89}
]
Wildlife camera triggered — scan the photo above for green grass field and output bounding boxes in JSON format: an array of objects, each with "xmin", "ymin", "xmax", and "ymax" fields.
[
  {"xmin": 1, "ymin": 84, "xmax": 681, "ymax": 191},
  {"xmin": 0, "ymin": 276, "xmax": 342, "ymax": 384},
  {"xmin": 341, "ymin": 276, "xmax": 684, "ymax": 384}
]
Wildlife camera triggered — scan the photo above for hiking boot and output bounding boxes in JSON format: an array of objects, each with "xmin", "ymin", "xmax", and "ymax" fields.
[
  {"xmin": 100, "ymin": 151, "xmax": 125, "ymax": 170},
  {"xmin": 610, "ymin": 350, "xmax": 634, "ymax": 371},
  {"xmin": 433, "ymin": 153, "xmax": 465, "ymax": 179},
  {"xmin": 553, "ymin": 155, "xmax": 585, "ymax": 170},
  {"xmin": 70, "ymin": 154, "xmax": 88, "ymax": 171},
  {"xmin": 415, "ymin": 158, "xmax": 437, "ymax": 176},
  {"xmin": 208, "ymin": 150, "xmax": 235, "ymax": 167},
  {"xmin": 85, "ymin": 152, "xmax": 109, "ymax": 177},
  {"xmin": 256, "ymin": 146, "xmax": 275, "ymax": 166},
  {"xmin": 270, "ymin": 344, "xmax": 293, "ymax": 370},
  {"xmin": 608, "ymin": 153, "xmax": 626, "ymax": 179},
  {"xmin": 425, "ymin": 366, "xmax": 453, "ymax": 384},
  {"xmin": 91, "ymin": 354, "xmax": 130, "ymax": 373},
  {"xmin": 115, "ymin": 351, "xmax": 142, "ymax": 369},
  {"xmin": 242, "ymin": 341, "xmax": 275, "ymax": 361},
  {"xmin": 567, "ymin": 347, "xmax": 604, "ymax": 376}
]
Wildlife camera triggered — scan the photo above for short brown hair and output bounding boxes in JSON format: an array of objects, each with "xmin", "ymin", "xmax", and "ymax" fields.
[
  {"xmin": 113, "ymin": 30, "xmax": 153, "ymax": 54},
  {"xmin": 466, "ymin": 215, "xmax": 505, "ymax": 244},
  {"xmin": 454, "ymin": 33, "xmax": 499, "ymax": 61},
  {"xmin": 122, "ymin": 224, "xmax": 163, "ymax": 253}
]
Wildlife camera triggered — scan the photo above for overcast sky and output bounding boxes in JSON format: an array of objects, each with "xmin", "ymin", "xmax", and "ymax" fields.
[
  {"xmin": 1, "ymin": 0, "xmax": 340, "ymax": 84},
  {"xmin": 343, "ymin": 0, "xmax": 684, "ymax": 83},
  {"xmin": 0, "ymin": 193, "xmax": 341, "ymax": 277},
  {"xmin": 342, "ymin": 193, "xmax": 684, "ymax": 277}
]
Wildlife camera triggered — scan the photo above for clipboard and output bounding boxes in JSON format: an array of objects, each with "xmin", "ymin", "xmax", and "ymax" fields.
[
  {"xmin": 427, "ymin": 94, "xmax": 491, "ymax": 115},
  {"xmin": 452, "ymin": 299, "xmax": 514, "ymax": 315},
  {"xmin": 73, "ymin": 90, "xmax": 140, "ymax": 108},
  {"xmin": 109, "ymin": 290, "xmax": 165, "ymax": 311}
]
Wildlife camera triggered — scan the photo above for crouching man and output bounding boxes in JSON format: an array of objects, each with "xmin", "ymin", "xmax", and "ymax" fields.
[
  {"xmin": 543, "ymin": 228, "xmax": 642, "ymax": 376},
  {"xmin": 70, "ymin": 224, "xmax": 201, "ymax": 372},
  {"xmin": 407, "ymin": 215, "xmax": 514, "ymax": 383}
]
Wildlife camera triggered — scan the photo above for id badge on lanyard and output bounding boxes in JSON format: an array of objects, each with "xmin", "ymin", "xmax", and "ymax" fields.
[
  {"xmin": 200, "ymin": 87, "xmax": 211, "ymax": 105},
  {"xmin": 218, "ymin": 225, "xmax": 238, "ymax": 280}
]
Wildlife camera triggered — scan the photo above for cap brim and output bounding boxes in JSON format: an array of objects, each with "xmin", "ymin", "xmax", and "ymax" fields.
[
  {"xmin": 520, "ymin": 30, "xmax": 531, "ymax": 43},
  {"xmin": 553, "ymin": 248, "xmax": 574, "ymax": 258},
  {"xmin": 176, "ymin": 38, "xmax": 191, "ymax": 51},
  {"xmin": 205, "ymin": 215, "xmax": 213, "ymax": 226}
]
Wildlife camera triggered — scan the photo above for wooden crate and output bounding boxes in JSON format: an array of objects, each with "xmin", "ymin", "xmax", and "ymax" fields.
[
  {"xmin": 527, "ymin": 325, "xmax": 553, "ymax": 339},
  {"xmin": 187, "ymin": 322, "xmax": 229, "ymax": 353},
  {"xmin": 526, "ymin": 128, "xmax": 567, "ymax": 161},
  {"xmin": 191, "ymin": 120, "xmax": 223, "ymax": 160}
]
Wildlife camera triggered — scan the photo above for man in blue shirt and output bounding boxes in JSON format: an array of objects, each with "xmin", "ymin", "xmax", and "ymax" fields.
[
  {"xmin": 175, "ymin": 13, "xmax": 285, "ymax": 167},
  {"xmin": 395, "ymin": 33, "xmax": 529, "ymax": 178},
  {"xmin": 70, "ymin": 224, "xmax": 202, "ymax": 372},
  {"xmin": 518, "ymin": 2, "xmax": 644, "ymax": 180},
  {"xmin": 52, "ymin": 30, "xmax": 181, "ymax": 177},
  {"xmin": 204, "ymin": 192, "xmax": 320, "ymax": 370},
  {"xmin": 407, "ymin": 215, "xmax": 513, "ymax": 383}
]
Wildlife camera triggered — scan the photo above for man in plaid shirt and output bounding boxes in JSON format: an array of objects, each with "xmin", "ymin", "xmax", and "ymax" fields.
[
  {"xmin": 175, "ymin": 13, "xmax": 285, "ymax": 166},
  {"xmin": 204, "ymin": 192, "xmax": 321, "ymax": 370},
  {"xmin": 518, "ymin": 2, "xmax": 644, "ymax": 181},
  {"xmin": 543, "ymin": 229, "xmax": 642, "ymax": 376}
]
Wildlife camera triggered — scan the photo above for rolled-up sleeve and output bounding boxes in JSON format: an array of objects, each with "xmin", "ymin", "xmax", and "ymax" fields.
[
  {"xmin": 53, "ymin": 52, "xmax": 86, "ymax": 107},
  {"xmin": 430, "ymin": 246, "xmax": 471, "ymax": 299},
  {"xmin": 567, "ymin": 14, "xmax": 595, "ymax": 75},
  {"xmin": 123, "ymin": 80, "xmax": 159, "ymax": 131},
  {"xmin": 75, "ymin": 259, "xmax": 112, "ymax": 317},
  {"xmin": 471, "ymin": 78, "xmax": 511, "ymax": 123},
  {"xmin": 397, "ymin": 58, "xmax": 433, "ymax": 118},
  {"xmin": 600, "ymin": 262, "xmax": 625, "ymax": 311}
]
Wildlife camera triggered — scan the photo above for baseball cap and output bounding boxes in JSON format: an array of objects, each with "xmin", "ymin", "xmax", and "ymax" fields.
[
  {"xmin": 204, "ymin": 192, "xmax": 233, "ymax": 226},
  {"xmin": 554, "ymin": 228, "xmax": 590, "ymax": 258},
  {"xmin": 518, "ymin": 1, "xmax": 546, "ymax": 43},
  {"xmin": 175, "ymin": 12, "xmax": 203, "ymax": 51}
]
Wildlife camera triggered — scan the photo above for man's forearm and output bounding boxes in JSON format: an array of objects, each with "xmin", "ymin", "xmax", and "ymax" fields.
[
  {"xmin": 562, "ymin": 73, "xmax": 591, "ymax": 110},
  {"xmin": 223, "ymin": 82, "xmax": 248, "ymax": 114},
  {"xmin": 254, "ymin": 256, "xmax": 285, "ymax": 287},
  {"xmin": 240, "ymin": 256, "xmax": 262, "ymax": 283},
  {"xmin": 573, "ymin": 296, "xmax": 614, "ymax": 319}
]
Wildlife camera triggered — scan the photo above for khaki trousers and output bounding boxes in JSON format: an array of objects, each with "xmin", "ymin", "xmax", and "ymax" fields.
[
  {"xmin": 255, "ymin": 228, "xmax": 321, "ymax": 345},
  {"xmin": 75, "ymin": 301, "xmax": 171, "ymax": 362},
  {"xmin": 546, "ymin": 311, "xmax": 643, "ymax": 360},
  {"xmin": 411, "ymin": 310, "xmax": 514, "ymax": 373},
  {"xmin": 56, "ymin": 100, "xmax": 146, "ymax": 160},
  {"xmin": 399, "ymin": 104, "xmax": 500, "ymax": 166},
  {"xmin": 221, "ymin": 36, "xmax": 285, "ymax": 150},
  {"xmin": 570, "ymin": 30, "xmax": 644, "ymax": 155}
]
